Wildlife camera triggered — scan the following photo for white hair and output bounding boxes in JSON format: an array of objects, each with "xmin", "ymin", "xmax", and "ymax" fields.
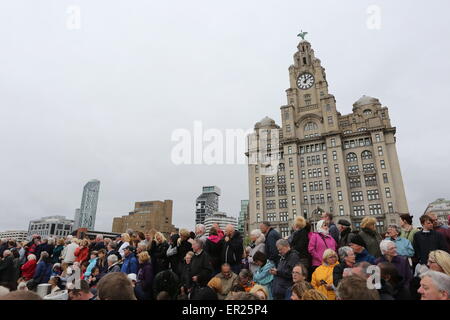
[
  {"xmin": 107, "ymin": 254, "xmax": 118, "ymax": 263},
  {"xmin": 195, "ymin": 224, "xmax": 206, "ymax": 234},
  {"xmin": 96, "ymin": 235, "xmax": 104, "ymax": 240},
  {"xmin": 27, "ymin": 254, "xmax": 37, "ymax": 261},
  {"xmin": 47, "ymin": 238, "xmax": 55, "ymax": 245},
  {"xmin": 421, "ymin": 270, "xmax": 450, "ymax": 295},
  {"xmin": 380, "ymin": 239, "xmax": 396, "ymax": 254},
  {"xmin": 66, "ymin": 235, "xmax": 73, "ymax": 241},
  {"xmin": 250, "ymin": 229, "xmax": 262, "ymax": 238},
  {"xmin": 0, "ymin": 286, "xmax": 10, "ymax": 297}
]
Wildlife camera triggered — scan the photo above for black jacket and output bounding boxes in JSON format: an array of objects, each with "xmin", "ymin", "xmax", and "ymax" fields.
[
  {"xmin": 190, "ymin": 250, "xmax": 213, "ymax": 286},
  {"xmin": 333, "ymin": 261, "xmax": 353, "ymax": 287},
  {"xmin": 0, "ymin": 256, "xmax": 16, "ymax": 283},
  {"xmin": 329, "ymin": 223, "xmax": 340, "ymax": 245},
  {"xmin": 289, "ymin": 227, "xmax": 310, "ymax": 260},
  {"xmin": 359, "ymin": 228, "xmax": 382, "ymax": 258},
  {"xmin": 339, "ymin": 229, "xmax": 356, "ymax": 248},
  {"xmin": 272, "ymin": 249, "xmax": 300, "ymax": 299},
  {"xmin": 204, "ymin": 238, "xmax": 223, "ymax": 271},
  {"xmin": 220, "ymin": 231, "xmax": 243, "ymax": 266},
  {"xmin": 413, "ymin": 230, "xmax": 448, "ymax": 264},
  {"xmin": 152, "ymin": 241, "xmax": 170, "ymax": 274},
  {"xmin": 265, "ymin": 228, "xmax": 282, "ymax": 265},
  {"xmin": 153, "ymin": 269, "xmax": 180, "ymax": 300},
  {"xmin": 175, "ymin": 240, "xmax": 193, "ymax": 276}
]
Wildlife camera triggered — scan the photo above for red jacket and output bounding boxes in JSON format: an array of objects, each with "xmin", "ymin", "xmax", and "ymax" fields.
[
  {"xmin": 21, "ymin": 260, "xmax": 37, "ymax": 280},
  {"xmin": 74, "ymin": 247, "xmax": 89, "ymax": 263}
]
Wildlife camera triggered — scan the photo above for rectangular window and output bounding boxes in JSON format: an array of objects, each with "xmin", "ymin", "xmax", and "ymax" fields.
[
  {"xmin": 328, "ymin": 116, "xmax": 333, "ymax": 125},
  {"xmin": 289, "ymin": 158, "xmax": 293, "ymax": 167},
  {"xmin": 279, "ymin": 199, "xmax": 288, "ymax": 208},
  {"xmin": 327, "ymin": 193, "xmax": 332, "ymax": 202},
  {"xmin": 304, "ymin": 196, "xmax": 308, "ymax": 205},
  {"xmin": 324, "ymin": 167, "xmax": 329, "ymax": 176},
  {"xmin": 303, "ymin": 183, "xmax": 307, "ymax": 192},
  {"xmin": 288, "ymin": 146, "xmax": 292, "ymax": 154},
  {"xmin": 278, "ymin": 186, "xmax": 287, "ymax": 196},
  {"xmin": 378, "ymin": 146, "xmax": 383, "ymax": 156},
  {"xmin": 278, "ymin": 175, "xmax": 286, "ymax": 184},
  {"xmin": 338, "ymin": 191, "xmax": 343, "ymax": 201},
  {"xmin": 300, "ymin": 158, "xmax": 305, "ymax": 167},
  {"xmin": 383, "ymin": 173, "xmax": 389, "ymax": 183},
  {"xmin": 333, "ymin": 151, "xmax": 337, "ymax": 161},
  {"xmin": 385, "ymin": 187, "xmax": 392, "ymax": 198},
  {"xmin": 380, "ymin": 160, "xmax": 386, "ymax": 169},
  {"xmin": 334, "ymin": 164, "xmax": 339, "ymax": 173},
  {"xmin": 323, "ymin": 154, "xmax": 328, "ymax": 164},
  {"xmin": 292, "ymin": 196, "xmax": 296, "ymax": 205},
  {"xmin": 326, "ymin": 180, "xmax": 330, "ymax": 190},
  {"xmin": 375, "ymin": 134, "xmax": 381, "ymax": 142},
  {"xmin": 255, "ymin": 177, "xmax": 259, "ymax": 185},
  {"xmin": 331, "ymin": 139, "xmax": 336, "ymax": 147},
  {"xmin": 291, "ymin": 183, "xmax": 295, "ymax": 192},
  {"xmin": 256, "ymin": 201, "xmax": 260, "ymax": 210},
  {"xmin": 256, "ymin": 188, "xmax": 260, "ymax": 197},
  {"xmin": 339, "ymin": 205, "xmax": 344, "ymax": 216},
  {"xmin": 388, "ymin": 202, "xmax": 394, "ymax": 213},
  {"xmin": 336, "ymin": 177, "xmax": 341, "ymax": 187}
]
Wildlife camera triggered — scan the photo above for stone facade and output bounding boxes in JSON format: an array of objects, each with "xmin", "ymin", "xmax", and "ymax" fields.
[
  {"xmin": 425, "ymin": 198, "xmax": 450, "ymax": 226},
  {"xmin": 246, "ymin": 40, "xmax": 409, "ymax": 236},
  {"xmin": 112, "ymin": 200, "xmax": 177, "ymax": 236}
]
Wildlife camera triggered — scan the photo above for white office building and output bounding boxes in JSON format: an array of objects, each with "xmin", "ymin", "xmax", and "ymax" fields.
[
  {"xmin": 0, "ymin": 230, "xmax": 28, "ymax": 242},
  {"xmin": 204, "ymin": 212, "xmax": 238, "ymax": 234},
  {"xmin": 27, "ymin": 216, "xmax": 74, "ymax": 239}
]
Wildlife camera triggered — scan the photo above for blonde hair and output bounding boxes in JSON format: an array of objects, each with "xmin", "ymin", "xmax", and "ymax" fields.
[
  {"xmin": 294, "ymin": 216, "xmax": 307, "ymax": 229},
  {"xmin": 429, "ymin": 250, "xmax": 450, "ymax": 276},
  {"xmin": 250, "ymin": 284, "xmax": 269, "ymax": 299},
  {"xmin": 138, "ymin": 251, "xmax": 150, "ymax": 263},
  {"xmin": 361, "ymin": 217, "xmax": 377, "ymax": 230},
  {"xmin": 81, "ymin": 239, "xmax": 89, "ymax": 247},
  {"xmin": 185, "ymin": 251, "xmax": 195, "ymax": 261},
  {"xmin": 154, "ymin": 232, "xmax": 167, "ymax": 244},
  {"xmin": 121, "ymin": 233, "xmax": 131, "ymax": 243},
  {"xmin": 179, "ymin": 229, "xmax": 190, "ymax": 239},
  {"xmin": 322, "ymin": 249, "xmax": 337, "ymax": 264}
]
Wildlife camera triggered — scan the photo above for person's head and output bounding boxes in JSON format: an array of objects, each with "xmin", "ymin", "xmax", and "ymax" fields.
[
  {"xmin": 208, "ymin": 227, "xmax": 218, "ymax": 236},
  {"xmin": 138, "ymin": 251, "xmax": 150, "ymax": 264},
  {"xmin": 192, "ymin": 239, "xmax": 203, "ymax": 253},
  {"xmin": 293, "ymin": 216, "xmax": 307, "ymax": 231},
  {"xmin": 349, "ymin": 235, "xmax": 367, "ymax": 253},
  {"xmin": 420, "ymin": 215, "xmax": 434, "ymax": 231},
  {"xmin": 154, "ymin": 232, "xmax": 166, "ymax": 244},
  {"xmin": 427, "ymin": 250, "xmax": 450, "ymax": 276},
  {"xmin": 399, "ymin": 214, "xmax": 413, "ymax": 228},
  {"xmin": 91, "ymin": 266, "xmax": 100, "ymax": 276},
  {"xmin": 418, "ymin": 270, "xmax": 450, "ymax": 300},
  {"xmin": 426, "ymin": 212, "xmax": 440, "ymax": 228},
  {"xmin": 38, "ymin": 251, "xmax": 49, "ymax": 263},
  {"xmin": 98, "ymin": 248, "xmax": 106, "ymax": 259},
  {"xmin": 135, "ymin": 232, "xmax": 145, "ymax": 241},
  {"xmin": 81, "ymin": 239, "xmax": 89, "ymax": 247},
  {"xmin": 136, "ymin": 243, "xmax": 147, "ymax": 254},
  {"xmin": 212, "ymin": 223, "xmax": 220, "ymax": 230},
  {"xmin": 250, "ymin": 229, "xmax": 263, "ymax": 242},
  {"xmin": 68, "ymin": 280, "xmax": 92, "ymax": 300},
  {"xmin": 316, "ymin": 219, "xmax": 329, "ymax": 235},
  {"xmin": 276, "ymin": 239, "xmax": 290, "ymax": 256},
  {"xmin": 378, "ymin": 262, "xmax": 401, "ymax": 286},
  {"xmin": 47, "ymin": 238, "xmax": 55, "ymax": 246},
  {"xmin": 361, "ymin": 217, "xmax": 377, "ymax": 231},
  {"xmin": 290, "ymin": 280, "xmax": 313, "ymax": 300},
  {"xmin": 121, "ymin": 233, "xmax": 131, "ymax": 243},
  {"xmin": 259, "ymin": 222, "xmax": 270, "ymax": 234},
  {"xmin": 124, "ymin": 246, "xmax": 135, "ymax": 257},
  {"xmin": 81, "ymin": 261, "xmax": 89, "ymax": 271},
  {"xmin": 107, "ymin": 254, "xmax": 118, "ymax": 266},
  {"xmin": 195, "ymin": 224, "xmax": 206, "ymax": 236},
  {"xmin": 322, "ymin": 212, "xmax": 333, "ymax": 223},
  {"xmin": 221, "ymin": 263, "xmax": 232, "ymax": 278},
  {"xmin": 292, "ymin": 264, "xmax": 308, "ymax": 283},
  {"xmin": 107, "ymin": 241, "xmax": 117, "ymax": 252},
  {"xmin": 252, "ymin": 251, "xmax": 267, "ymax": 267},
  {"xmin": 156, "ymin": 291, "xmax": 171, "ymax": 300},
  {"xmin": 238, "ymin": 269, "xmax": 252, "ymax": 284},
  {"xmin": 97, "ymin": 272, "xmax": 137, "ymax": 300},
  {"xmin": 380, "ymin": 239, "xmax": 397, "ymax": 258},
  {"xmin": 337, "ymin": 219, "xmax": 351, "ymax": 232},
  {"xmin": 336, "ymin": 275, "xmax": 380, "ymax": 300},
  {"xmin": 387, "ymin": 225, "xmax": 400, "ymax": 239},
  {"xmin": 225, "ymin": 224, "xmax": 235, "ymax": 237},
  {"xmin": 57, "ymin": 238, "xmax": 65, "ymax": 246},
  {"xmin": 338, "ymin": 246, "xmax": 355, "ymax": 266},
  {"xmin": 27, "ymin": 254, "xmax": 37, "ymax": 261},
  {"xmin": 323, "ymin": 249, "xmax": 338, "ymax": 266},
  {"xmin": 95, "ymin": 235, "xmax": 104, "ymax": 242},
  {"xmin": 179, "ymin": 229, "xmax": 190, "ymax": 240},
  {"xmin": 2, "ymin": 250, "xmax": 11, "ymax": 258},
  {"xmin": 185, "ymin": 251, "xmax": 194, "ymax": 264},
  {"xmin": 250, "ymin": 284, "xmax": 269, "ymax": 300},
  {"xmin": 351, "ymin": 262, "xmax": 371, "ymax": 280},
  {"xmin": 301, "ymin": 289, "xmax": 328, "ymax": 300},
  {"xmin": 0, "ymin": 291, "xmax": 42, "ymax": 300},
  {"xmin": 90, "ymin": 251, "xmax": 98, "ymax": 260}
]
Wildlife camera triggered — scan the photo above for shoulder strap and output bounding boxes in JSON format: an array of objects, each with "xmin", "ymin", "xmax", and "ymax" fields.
[{"xmin": 318, "ymin": 233, "xmax": 329, "ymax": 249}]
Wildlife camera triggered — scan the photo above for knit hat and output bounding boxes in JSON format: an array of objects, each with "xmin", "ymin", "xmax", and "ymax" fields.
[
  {"xmin": 429, "ymin": 250, "xmax": 450, "ymax": 276},
  {"xmin": 349, "ymin": 234, "xmax": 367, "ymax": 248},
  {"xmin": 337, "ymin": 219, "xmax": 351, "ymax": 227}
]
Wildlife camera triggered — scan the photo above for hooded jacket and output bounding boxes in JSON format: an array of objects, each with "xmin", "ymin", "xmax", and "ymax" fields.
[
  {"xmin": 311, "ymin": 261, "xmax": 339, "ymax": 300},
  {"xmin": 204, "ymin": 235, "xmax": 223, "ymax": 272},
  {"xmin": 220, "ymin": 231, "xmax": 243, "ymax": 266},
  {"xmin": 308, "ymin": 232, "xmax": 337, "ymax": 267}
]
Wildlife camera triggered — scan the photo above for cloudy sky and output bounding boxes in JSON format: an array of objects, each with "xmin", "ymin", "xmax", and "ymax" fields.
[{"xmin": 1, "ymin": 0, "xmax": 449, "ymax": 232}]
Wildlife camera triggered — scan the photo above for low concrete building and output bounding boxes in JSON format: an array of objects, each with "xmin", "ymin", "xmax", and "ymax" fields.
[
  {"xmin": 27, "ymin": 216, "xmax": 74, "ymax": 240},
  {"xmin": 0, "ymin": 230, "xmax": 28, "ymax": 242}
]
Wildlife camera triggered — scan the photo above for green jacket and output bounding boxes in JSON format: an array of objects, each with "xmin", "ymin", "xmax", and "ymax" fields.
[{"xmin": 400, "ymin": 228, "xmax": 419, "ymax": 244}]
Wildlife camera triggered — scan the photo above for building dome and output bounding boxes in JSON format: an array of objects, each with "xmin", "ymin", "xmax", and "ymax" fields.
[
  {"xmin": 254, "ymin": 116, "xmax": 278, "ymax": 129},
  {"xmin": 353, "ymin": 95, "xmax": 380, "ymax": 108}
]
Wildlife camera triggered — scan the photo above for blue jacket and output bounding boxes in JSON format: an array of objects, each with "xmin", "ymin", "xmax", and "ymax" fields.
[
  {"xmin": 33, "ymin": 261, "xmax": 52, "ymax": 284},
  {"xmin": 84, "ymin": 257, "xmax": 98, "ymax": 277},
  {"xmin": 265, "ymin": 228, "xmax": 281, "ymax": 266},
  {"xmin": 121, "ymin": 253, "xmax": 138, "ymax": 275},
  {"xmin": 387, "ymin": 237, "xmax": 414, "ymax": 257},
  {"xmin": 253, "ymin": 260, "xmax": 275, "ymax": 300},
  {"xmin": 356, "ymin": 249, "xmax": 376, "ymax": 265}
]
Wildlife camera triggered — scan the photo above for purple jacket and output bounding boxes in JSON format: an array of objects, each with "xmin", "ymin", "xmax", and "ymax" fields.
[
  {"xmin": 375, "ymin": 255, "xmax": 412, "ymax": 289},
  {"xmin": 308, "ymin": 232, "xmax": 337, "ymax": 267},
  {"xmin": 137, "ymin": 262, "xmax": 154, "ymax": 292}
]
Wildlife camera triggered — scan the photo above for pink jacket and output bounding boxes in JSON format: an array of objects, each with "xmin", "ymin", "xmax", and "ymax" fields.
[{"xmin": 308, "ymin": 232, "xmax": 337, "ymax": 267}]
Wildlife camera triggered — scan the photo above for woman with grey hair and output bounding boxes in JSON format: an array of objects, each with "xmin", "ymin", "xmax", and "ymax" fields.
[
  {"xmin": 418, "ymin": 270, "xmax": 450, "ymax": 300},
  {"xmin": 246, "ymin": 229, "xmax": 265, "ymax": 274},
  {"xmin": 385, "ymin": 224, "xmax": 414, "ymax": 258},
  {"xmin": 107, "ymin": 254, "xmax": 122, "ymax": 273},
  {"xmin": 332, "ymin": 246, "xmax": 356, "ymax": 287},
  {"xmin": 375, "ymin": 239, "xmax": 412, "ymax": 289}
]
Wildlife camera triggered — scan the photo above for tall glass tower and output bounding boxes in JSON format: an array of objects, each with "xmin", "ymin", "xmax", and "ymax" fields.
[{"xmin": 78, "ymin": 179, "xmax": 100, "ymax": 230}]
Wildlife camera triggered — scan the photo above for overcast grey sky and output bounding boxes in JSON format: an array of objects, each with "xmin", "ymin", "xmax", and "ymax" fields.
[{"xmin": 0, "ymin": 0, "xmax": 449, "ymax": 232}]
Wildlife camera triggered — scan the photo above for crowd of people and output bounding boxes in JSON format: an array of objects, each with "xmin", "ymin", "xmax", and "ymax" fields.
[{"xmin": 0, "ymin": 212, "xmax": 449, "ymax": 301}]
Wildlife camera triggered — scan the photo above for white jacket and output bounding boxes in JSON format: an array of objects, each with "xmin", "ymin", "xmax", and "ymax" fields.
[{"xmin": 63, "ymin": 242, "xmax": 79, "ymax": 264}]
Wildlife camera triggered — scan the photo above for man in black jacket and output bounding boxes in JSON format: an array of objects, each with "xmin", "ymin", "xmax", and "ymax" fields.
[
  {"xmin": 220, "ymin": 225, "xmax": 243, "ymax": 274},
  {"xmin": 0, "ymin": 250, "xmax": 16, "ymax": 290},
  {"xmin": 322, "ymin": 212, "xmax": 340, "ymax": 244},
  {"xmin": 414, "ymin": 215, "xmax": 448, "ymax": 266},
  {"xmin": 190, "ymin": 239, "xmax": 213, "ymax": 287},
  {"xmin": 260, "ymin": 222, "xmax": 281, "ymax": 266},
  {"xmin": 270, "ymin": 239, "xmax": 300, "ymax": 300}
]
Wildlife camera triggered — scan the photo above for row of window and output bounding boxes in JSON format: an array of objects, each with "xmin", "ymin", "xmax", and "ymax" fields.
[
  {"xmin": 343, "ymin": 138, "xmax": 372, "ymax": 149},
  {"xmin": 353, "ymin": 202, "xmax": 394, "ymax": 216},
  {"xmin": 264, "ymin": 197, "xmax": 297, "ymax": 209}
]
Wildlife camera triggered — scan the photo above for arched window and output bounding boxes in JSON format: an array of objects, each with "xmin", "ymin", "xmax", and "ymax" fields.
[
  {"xmin": 363, "ymin": 109, "xmax": 372, "ymax": 115},
  {"xmin": 346, "ymin": 152, "xmax": 358, "ymax": 163},
  {"xmin": 361, "ymin": 150, "xmax": 373, "ymax": 160},
  {"xmin": 304, "ymin": 122, "xmax": 318, "ymax": 131}
]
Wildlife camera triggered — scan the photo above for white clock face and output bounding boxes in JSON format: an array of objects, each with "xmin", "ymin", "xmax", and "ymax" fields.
[{"xmin": 297, "ymin": 73, "xmax": 315, "ymax": 90}]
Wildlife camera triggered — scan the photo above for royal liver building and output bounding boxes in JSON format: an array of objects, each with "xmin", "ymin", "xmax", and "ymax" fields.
[{"xmin": 246, "ymin": 38, "xmax": 409, "ymax": 237}]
